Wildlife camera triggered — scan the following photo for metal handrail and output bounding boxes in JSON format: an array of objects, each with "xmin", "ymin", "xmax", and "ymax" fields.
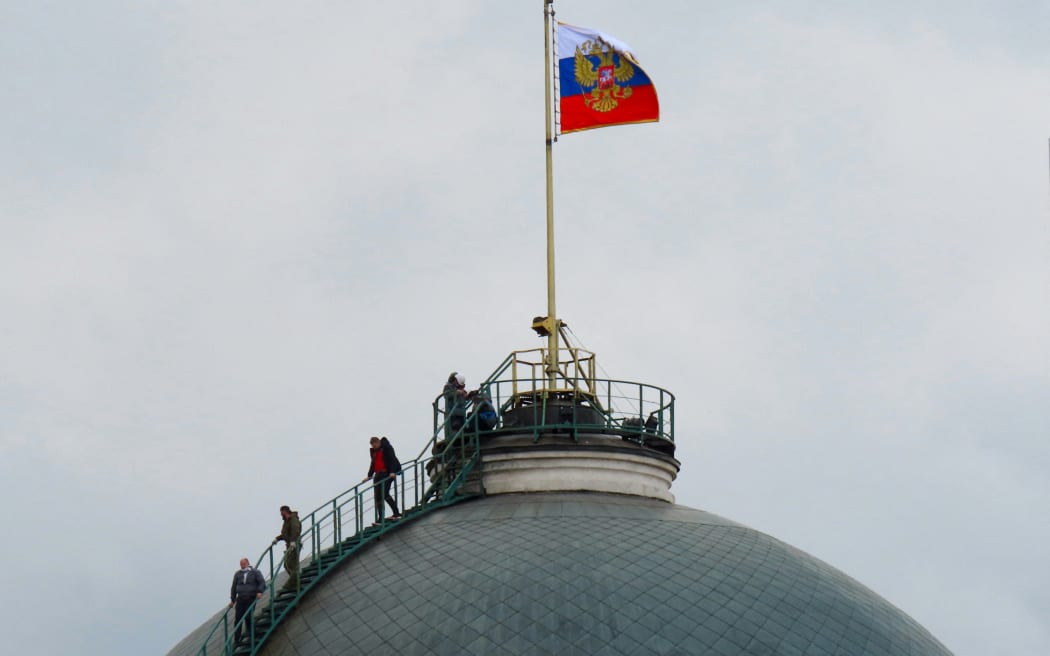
[
  {"xmin": 191, "ymin": 353, "xmax": 672, "ymax": 655},
  {"xmin": 434, "ymin": 375, "xmax": 676, "ymax": 447},
  {"xmin": 194, "ymin": 390, "xmax": 495, "ymax": 655}
]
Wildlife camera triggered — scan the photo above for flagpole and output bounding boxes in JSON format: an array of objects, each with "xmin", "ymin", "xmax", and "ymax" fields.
[{"xmin": 543, "ymin": 0, "xmax": 559, "ymax": 389}]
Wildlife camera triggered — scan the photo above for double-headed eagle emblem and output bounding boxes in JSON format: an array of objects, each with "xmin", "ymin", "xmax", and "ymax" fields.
[{"xmin": 573, "ymin": 38, "xmax": 636, "ymax": 113}]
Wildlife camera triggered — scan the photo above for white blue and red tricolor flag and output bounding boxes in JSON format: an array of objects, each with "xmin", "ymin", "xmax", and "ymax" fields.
[{"xmin": 556, "ymin": 22, "xmax": 660, "ymax": 134}]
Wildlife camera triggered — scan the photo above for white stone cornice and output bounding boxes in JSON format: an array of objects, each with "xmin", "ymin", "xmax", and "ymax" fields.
[{"xmin": 461, "ymin": 432, "xmax": 680, "ymax": 502}]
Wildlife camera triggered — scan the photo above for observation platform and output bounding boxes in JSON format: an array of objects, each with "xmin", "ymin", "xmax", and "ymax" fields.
[{"xmin": 431, "ymin": 345, "xmax": 680, "ymax": 502}]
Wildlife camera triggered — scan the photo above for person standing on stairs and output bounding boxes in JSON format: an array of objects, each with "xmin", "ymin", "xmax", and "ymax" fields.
[
  {"xmin": 363, "ymin": 436, "xmax": 402, "ymax": 523},
  {"xmin": 442, "ymin": 372, "xmax": 470, "ymax": 439},
  {"xmin": 272, "ymin": 505, "xmax": 301, "ymax": 593},
  {"xmin": 229, "ymin": 557, "xmax": 266, "ymax": 644}
]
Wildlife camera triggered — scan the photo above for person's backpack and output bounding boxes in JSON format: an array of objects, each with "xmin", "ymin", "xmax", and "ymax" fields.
[
  {"xmin": 477, "ymin": 400, "xmax": 498, "ymax": 431},
  {"xmin": 381, "ymin": 437, "xmax": 402, "ymax": 473}
]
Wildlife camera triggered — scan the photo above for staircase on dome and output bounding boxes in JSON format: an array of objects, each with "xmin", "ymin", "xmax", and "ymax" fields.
[
  {"xmin": 186, "ymin": 321, "xmax": 677, "ymax": 656},
  {"xmin": 190, "ymin": 397, "xmax": 491, "ymax": 655}
]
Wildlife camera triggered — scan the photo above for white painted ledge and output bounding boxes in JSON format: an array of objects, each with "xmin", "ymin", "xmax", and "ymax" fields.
[{"xmin": 462, "ymin": 433, "xmax": 679, "ymax": 503}]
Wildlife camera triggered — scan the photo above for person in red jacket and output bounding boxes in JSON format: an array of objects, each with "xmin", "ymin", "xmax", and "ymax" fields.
[{"xmin": 363, "ymin": 436, "xmax": 402, "ymax": 523}]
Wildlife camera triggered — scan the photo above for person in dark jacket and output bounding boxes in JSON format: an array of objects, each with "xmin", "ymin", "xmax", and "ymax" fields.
[
  {"xmin": 362, "ymin": 436, "xmax": 401, "ymax": 523},
  {"xmin": 271, "ymin": 505, "xmax": 301, "ymax": 592},
  {"xmin": 442, "ymin": 372, "xmax": 469, "ymax": 439},
  {"xmin": 228, "ymin": 557, "xmax": 266, "ymax": 643}
]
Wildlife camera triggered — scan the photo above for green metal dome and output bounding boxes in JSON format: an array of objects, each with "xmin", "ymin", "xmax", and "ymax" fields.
[
  {"xmin": 166, "ymin": 355, "xmax": 952, "ymax": 656},
  {"xmin": 193, "ymin": 492, "xmax": 950, "ymax": 656}
]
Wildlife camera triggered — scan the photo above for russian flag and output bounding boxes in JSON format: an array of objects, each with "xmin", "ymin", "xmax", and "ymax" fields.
[{"xmin": 556, "ymin": 22, "xmax": 660, "ymax": 134}]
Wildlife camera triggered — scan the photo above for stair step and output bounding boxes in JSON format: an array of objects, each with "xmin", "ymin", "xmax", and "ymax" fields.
[{"xmin": 266, "ymin": 610, "xmax": 288, "ymax": 620}]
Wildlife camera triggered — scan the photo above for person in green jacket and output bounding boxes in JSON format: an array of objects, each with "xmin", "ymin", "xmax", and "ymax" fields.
[{"xmin": 272, "ymin": 505, "xmax": 301, "ymax": 592}]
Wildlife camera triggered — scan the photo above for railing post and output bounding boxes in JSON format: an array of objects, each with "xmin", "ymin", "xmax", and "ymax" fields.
[
  {"xmin": 335, "ymin": 505, "xmax": 342, "ymax": 549},
  {"xmin": 669, "ymin": 396, "xmax": 675, "ymax": 443},
  {"xmin": 267, "ymin": 547, "xmax": 275, "ymax": 627},
  {"xmin": 397, "ymin": 469, "xmax": 403, "ymax": 512},
  {"xmin": 354, "ymin": 491, "xmax": 361, "ymax": 535},
  {"xmin": 220, "ymin": 611, "xmax": 228, "ymax": 656},
  {"xmin": 511, "ymin": 357, "xmax": 518, "ymax": 397},
  {"xmin": 416, "ymin": 461, "xmax": 423, "ymax": 508},
  {"xmin": 661, "ymin": 389, "xmax": 668, "ymax": 439},
  {"xmin": 331, "ymin": 499, "xmax": 338, "ymax": 548}
]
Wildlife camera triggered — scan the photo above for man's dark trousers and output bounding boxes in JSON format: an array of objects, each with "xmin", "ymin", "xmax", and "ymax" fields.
[
  {"xmin": 372, "ymin": 473, "xmax": 399, "ymax": 521},
  {"xmin": 234, "ymin": 596, "xmax": 254, "ymax": 643}
]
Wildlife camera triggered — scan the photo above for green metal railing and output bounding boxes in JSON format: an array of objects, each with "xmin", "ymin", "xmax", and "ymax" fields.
[
  {"xmin": 500, "ymin": 376, "xmax": 674, "ymax": 446},
  {"xmin": 194, "ymin": 413, "xmax": 489, "ymax": 655},
  {"xmin": 434, "ymin": 374, "xmax": 676, "ymax": 454}
]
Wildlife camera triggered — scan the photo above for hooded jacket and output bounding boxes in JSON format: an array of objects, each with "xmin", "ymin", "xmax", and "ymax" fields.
[
  {"xmin": 277, "ymin": 511, "xmax": 301, "ymax": 545},
  {"xmin": 367, "ymin": 437, "xmax": 402, "ymax": 477}
]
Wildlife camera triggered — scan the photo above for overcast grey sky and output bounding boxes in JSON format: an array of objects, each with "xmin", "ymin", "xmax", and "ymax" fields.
[{"xmin": 2, "ymin": 2, "xmax": 1048, "ymax": 654}]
